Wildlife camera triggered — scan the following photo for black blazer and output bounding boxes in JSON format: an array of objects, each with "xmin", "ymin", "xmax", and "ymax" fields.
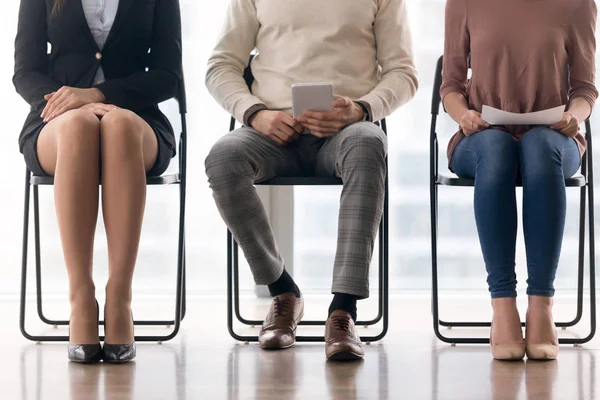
[{"xmin": 13, "ymin": 0, "xmax": 182, "ymax": 153}]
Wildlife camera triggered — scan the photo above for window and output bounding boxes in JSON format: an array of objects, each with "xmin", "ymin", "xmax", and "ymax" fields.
[{"xmin": 2, "ymin": 0, "xmax": 598, "ymax": 302}]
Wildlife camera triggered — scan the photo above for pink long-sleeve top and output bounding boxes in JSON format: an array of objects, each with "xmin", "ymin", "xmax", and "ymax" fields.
[{"xmin": 441, "ymin": 0, "xmax": 598, "ymax": 166}]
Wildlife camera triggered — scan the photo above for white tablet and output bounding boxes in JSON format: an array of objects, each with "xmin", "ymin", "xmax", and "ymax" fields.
[{"xmin": 292, "ymin": 82, "xmax": 334, "ymax": 119}]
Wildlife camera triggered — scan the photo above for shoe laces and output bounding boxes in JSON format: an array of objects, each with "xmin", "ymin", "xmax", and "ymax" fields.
[
  {"xmin": 273, "ymin": 297, "xmax": 290, "ymax": 317},
  {"xmin": 333, "ymin": 316, "xmax": 351, "ymax": 332}
]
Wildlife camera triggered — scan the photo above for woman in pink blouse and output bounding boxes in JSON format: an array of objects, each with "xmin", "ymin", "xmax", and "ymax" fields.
[{"xmin": 441, "ymin": 0, "xmax": 598, "ymax": 360}]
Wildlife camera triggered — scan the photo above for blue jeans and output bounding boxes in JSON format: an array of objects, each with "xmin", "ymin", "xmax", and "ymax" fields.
[{"xmin": 451, "ymin": 127, "xmax": 580, "ymax": 298}]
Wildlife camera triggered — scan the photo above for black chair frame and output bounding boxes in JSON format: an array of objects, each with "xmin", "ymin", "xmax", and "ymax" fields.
[
  {"xmin": 430, "ymin": 55, "xmax": 597, "ymax": 345},
  {"xmin": 226, "ymin": 57, "xmax": 389, "ymax": 342},
  {"xmin": 19, "ymin": 79, "xmax": 188, "ymax": 343}
]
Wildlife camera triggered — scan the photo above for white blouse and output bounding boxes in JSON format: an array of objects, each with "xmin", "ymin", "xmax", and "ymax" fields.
[{"xmin": 81, "ymin": 0, "xmax": 120, "ymax": 85}]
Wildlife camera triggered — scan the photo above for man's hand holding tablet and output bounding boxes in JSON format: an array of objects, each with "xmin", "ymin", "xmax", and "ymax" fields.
[
  {"xmin": 292, "ymin": 83, "xmax": 366, "ymax": 138},
  {"xmin": 298, "ymin": 96, "xmax": 366, "ymax": 138},
  {"xmin": 249, "ymin": 110, "xmax": 304, "ymax": 146},
  {"xmin": 250, "ymin": 82, "xmax": 367, "ymax": 145}
]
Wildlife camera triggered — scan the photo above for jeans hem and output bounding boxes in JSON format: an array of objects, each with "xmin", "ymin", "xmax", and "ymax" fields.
[
  {"xmin": 526, "ymin": 289, "xmax": 555, "ymax": 297},
  {"xmin": 490, "ymin": 290, "xmax": 518, "ymax": 299}
]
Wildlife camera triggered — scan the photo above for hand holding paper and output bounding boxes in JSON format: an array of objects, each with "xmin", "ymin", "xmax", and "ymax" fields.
[
  {"xmin": 460, "ymin": 110, "xmax": 490, "ymax": 136},
  {"xmin": 481, "ymin": 105, "xmax": 565, "ymax": 125},
  {"xmin": 550, "ymin": 112, "xmax": 580, "ymax": 138}
]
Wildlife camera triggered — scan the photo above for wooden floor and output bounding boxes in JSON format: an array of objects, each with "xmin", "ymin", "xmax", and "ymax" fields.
[{"xmin": 3, "ymin": 293, "xmax": 599, "ymax": 400}]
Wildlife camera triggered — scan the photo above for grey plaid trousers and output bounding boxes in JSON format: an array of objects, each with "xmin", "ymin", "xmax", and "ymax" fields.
[{"xmin": 205, "ymin": 122, "xmax": 387, "ymax": 298}]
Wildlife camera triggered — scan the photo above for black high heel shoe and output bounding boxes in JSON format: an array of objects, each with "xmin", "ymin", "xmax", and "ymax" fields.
[
  {"xmin": 103, "ymin": 308, "xmax": 136, "ymax": 363},
  {"xmin": 68, "ymin": 300, "xmax": 103, "ymax": 363}
]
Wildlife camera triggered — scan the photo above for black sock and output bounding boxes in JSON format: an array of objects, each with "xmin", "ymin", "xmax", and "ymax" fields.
[
  {"xmin": 268, "ymin": 269, "xmax": 301, "ymax": 298},
  {"xmin": 328, "ymin": 293, "xmax": 358, "ymax": 321}
]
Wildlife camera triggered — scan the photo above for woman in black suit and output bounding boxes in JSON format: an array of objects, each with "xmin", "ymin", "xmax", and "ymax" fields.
[{"xmin": 13, "ymin": 0, "xmax": 182, "ymax": 363}]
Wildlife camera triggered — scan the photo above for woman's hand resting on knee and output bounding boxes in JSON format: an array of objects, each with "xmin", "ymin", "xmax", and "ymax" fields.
[
  {"xmin": 41, "ymin": 87, "xmax": 106, "ymax": 122},
  {"xmin": 79, "ymin": 103, "xmax": 120, "ymax": 118}
]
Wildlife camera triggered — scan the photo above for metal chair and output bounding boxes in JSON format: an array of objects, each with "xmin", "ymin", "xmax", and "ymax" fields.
[
  {"xmin": 19, "ymin": 78, "xmax": 188, "ymax": 343},
  {"xmin": 226, "ymin": 57, "xmax": 389, "ymax": 342},
  {"xmin": 430, "ymin": 55, "xmax": 597, "ymax": 345}
]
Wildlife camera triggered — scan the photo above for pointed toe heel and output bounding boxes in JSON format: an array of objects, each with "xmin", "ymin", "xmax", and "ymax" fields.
[
  {"xmin": 491, "ymin": 344, "xmax": 526, "ymax": 361},
  {"xmin": 102, "ymin": 343, "xmax": 136, "ymax": 364},
  {"xmin": 526, "ymin": 344, "xmax": 558, "ymax": 360},
  {"xmin": 68, "ymin": 300, "xmax": 102, "ymax": 364},
  {"xmin": 103, "ymin": 311, "xmax": 136, "ymax": 363}
]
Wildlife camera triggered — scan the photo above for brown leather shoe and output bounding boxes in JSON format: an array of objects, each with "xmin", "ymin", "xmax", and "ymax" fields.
[
  {"xmin": 325, "ymin": 310, "xmax": 364, "ymax": 361},
  {"xmin": 259, "ymin": 293, "xmax": 304, "ymax": 350}
]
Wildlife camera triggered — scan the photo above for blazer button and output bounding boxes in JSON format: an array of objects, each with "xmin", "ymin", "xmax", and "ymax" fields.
[{"xmin": 95, "ymin": 52, "xmax": 102, "ymax": 60}]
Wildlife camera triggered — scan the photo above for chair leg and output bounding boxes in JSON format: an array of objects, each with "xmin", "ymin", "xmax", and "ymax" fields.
[
  {"xmin": 22, "ymin": 181, "xmax": 187, "ymax": 342},
  {"xmin": 227, "ymin": 185, "xmax": 390, "ymax": 342},
  {"xmin": 432, "ymin": 180, "xmax": 596, "ymax": 344},
  {"xmin": 33, "ymin": 186, "xmax": 57, "ymax": 327},
  {"xmin": 20, "ymin": 170, "xmax": 36, "ymax": 341},
  {"xmin": 181, "ymin": 243, "xmax": 187, "ymax": 321}
]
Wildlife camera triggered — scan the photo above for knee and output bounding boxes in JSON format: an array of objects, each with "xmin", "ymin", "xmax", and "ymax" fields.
[
  {"xmin": 55, "ymin": 109, "xmax": 100, "ymax": 157},
  {"xmin": 339, "ymin": 123, "xmax": 387, "ymax": 169},
  {"xmin": 519, "ymin": 128, "xmax": 563, "ymax": 172},
  {"xmin": 475, "ymin": 130, "xmax": 518, "ymax": 174},
  {"xmin": 205, "ymin": 134, "xmax": 250, "ymax": 182},
  {"xmin": 100, "ymin": 109, "xmax": 144, "ymax": 159}
]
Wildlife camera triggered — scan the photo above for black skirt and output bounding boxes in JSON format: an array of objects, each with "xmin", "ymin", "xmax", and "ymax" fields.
[{"xmin": 22, "ymin": 120, "xmax": 175, "ymax": 178}]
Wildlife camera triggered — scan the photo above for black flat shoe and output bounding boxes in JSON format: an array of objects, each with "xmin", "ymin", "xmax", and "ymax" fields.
[
  {"xmin": 68, "ymin": 300, "xmax": 103, "ymax": 364},
  {"xmin": 103, "ymin": 311, "xmax": 136, "ymax": 363}
]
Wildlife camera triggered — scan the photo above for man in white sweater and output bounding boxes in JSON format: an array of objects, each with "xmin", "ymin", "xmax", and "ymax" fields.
[{"xmin": 205, "ymin": 0, "xmax": 417, "ymax": 360}]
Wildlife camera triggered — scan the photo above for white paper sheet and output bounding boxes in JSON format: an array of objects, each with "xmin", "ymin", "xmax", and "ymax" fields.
[{"xmin": 481, "ymin": 105, "xmax": 565, "ymax": 125}]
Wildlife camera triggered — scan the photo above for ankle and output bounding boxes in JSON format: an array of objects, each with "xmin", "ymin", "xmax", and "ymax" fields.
[
  {"xmin": 528, "ymin": 295, "xmax": 553, "ymax": 311},
  {"xmin": 268, "ymin": 269, "xmax": 300, "ymax": 298},
  {"xmin": 491, "ymin": 297, "xmax": 519, "ymax": 314},
  {"xmin": 69, "ymin": 283, "xmax": 96, "ymax": 307},
  {"xmin": 329, "ymin": 293, "xmax": 358, "ymax": 321},
  {"xmin": 105, "ymin": 280, "xmax": 133, "ymax": 306}
]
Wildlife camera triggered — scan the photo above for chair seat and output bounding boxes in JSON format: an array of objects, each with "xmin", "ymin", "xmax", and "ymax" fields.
[
  {"xmin": 436, "ymin": 173, "xmax": 586, "ymax": 188},
  {"xmin": 31, "ymin": 173, "xmax": 181, "ymax": 186},
  {"xmin": 256, "ymin": 176, "xmax": 343, "ymax": 186}
]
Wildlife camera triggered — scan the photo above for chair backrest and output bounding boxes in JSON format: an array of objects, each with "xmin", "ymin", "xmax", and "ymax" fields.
[
  {"xmin": 176, "ymin": 71, "xmax": 187, "ymax": 115},
  {"xmin": 175, "ymin": 74, "xmax": 188, "ymax": 181},
  {"xmin": 431, "ymin": 56, "xmax": 444, "ymax": 117},
  {"xmin": 243, "ymin": 55, "xmax": 256, "ymax": 90}
]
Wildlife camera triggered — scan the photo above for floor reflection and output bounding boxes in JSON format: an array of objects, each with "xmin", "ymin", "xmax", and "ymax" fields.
[
  {"xmin": 226, "ymin": 343, "xmax": 388, "ymax": 400},
  {"xmin": 15, "ymin": 327, "xmax": 596, "ymax": 399},
  {"xmin": 432, "ymin": 345, "xmax": 595, "ymax": 400},
  {"xmin": 19, "ymin": 343, "xmax": 184, "ymax": 400}
]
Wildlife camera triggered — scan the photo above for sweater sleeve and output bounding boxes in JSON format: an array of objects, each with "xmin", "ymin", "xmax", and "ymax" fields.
[
  {"xmin": 567, "ymin": 0, "xmax": 598, "ymax": 111},
  {"xmin": 440, "ymin": 0, "xmax": 470, "ymax": 104},
  {"xmin": 205, "ymin": 0, "xmax": 265, "ymax": 124},
  {"xmin": 95, "ymin": 0, "xmax": 182, "ymax": 110},
  {"xmin": 358, "ymin": 0, "xmax": 418, "ymax": 122},
  {"xmin": 13, "ymin": 0, "xmax": 62, "ymax": 110}
]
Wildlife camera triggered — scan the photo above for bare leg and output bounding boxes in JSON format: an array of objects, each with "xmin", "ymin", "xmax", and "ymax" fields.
[
  {"xmin": 36, "ymin": 109, "xmax": 101, "ymax": 344},
  {"xmin": 100, "ymin": 109, "xmax": 157, "ymax": 344}
]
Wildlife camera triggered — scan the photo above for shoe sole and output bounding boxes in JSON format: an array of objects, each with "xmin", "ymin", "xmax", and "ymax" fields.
[
  {"xmin": 103, "ymin": 358, "xmax": 136, "ymax": 364},
  {"xmin": 260, "ymin": 342, "xmax": 294, "ymax": 350},
  {"xmin": 68, "ymin": 354, "xmax": 103, "ymax": 364},
  {"xmin": 327, "ymin": 350, "xmax": 364, "ymax": 361}
]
